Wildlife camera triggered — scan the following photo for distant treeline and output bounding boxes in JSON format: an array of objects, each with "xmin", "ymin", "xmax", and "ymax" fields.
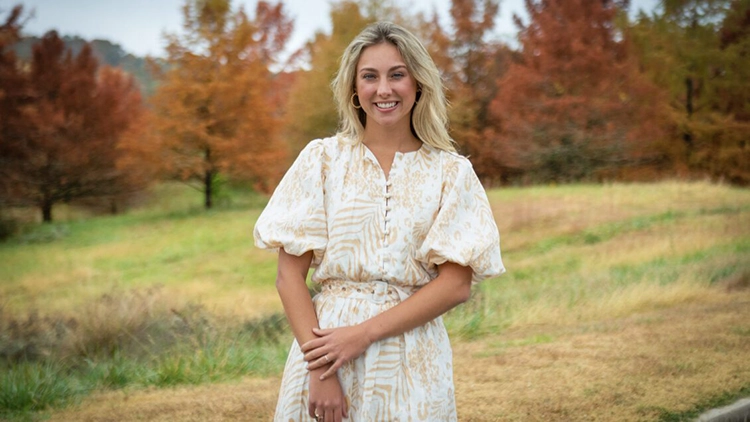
[
  {"xmin": 1, "ymin": 0, "xmax": 748, "ymax": 228},
  {"xmin": 12, "ymin": 35, "xmax": 159, "ymax": 96}
]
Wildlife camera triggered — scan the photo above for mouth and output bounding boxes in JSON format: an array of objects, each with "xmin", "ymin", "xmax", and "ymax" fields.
[{"xmin": 375, "ymin": 101, "xmax": 398, "ymax": 110}]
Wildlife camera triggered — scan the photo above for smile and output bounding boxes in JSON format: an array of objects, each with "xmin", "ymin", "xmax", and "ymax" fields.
[{"xmin": 375, "ymin": 102, "xmax": 398, "ymax": 109}]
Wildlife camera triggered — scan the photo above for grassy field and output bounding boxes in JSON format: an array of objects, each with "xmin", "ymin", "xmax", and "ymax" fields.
[{"xmin": 1, "ymin": 181, "xmax": 748, "ymax": 420}]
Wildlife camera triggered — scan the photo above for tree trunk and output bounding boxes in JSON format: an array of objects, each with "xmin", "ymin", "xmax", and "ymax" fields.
[
  {"xmin": 41, "ymin": 200, "xmax": 53, "ymax": 223},
  {"xmin": 683, "ymin": 77, "xmax": 694, "ymax": 150},
  {"xmin": 204, "ymin": 147, "xmax": 213, "ymax": 209},
  {"xmin": 204, "ymin": 169, "xmax": 213, "ymax": 209}
]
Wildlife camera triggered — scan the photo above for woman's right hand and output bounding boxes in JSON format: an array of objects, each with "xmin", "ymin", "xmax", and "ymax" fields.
[{"xmin": 308, "ymin": 368, "xmax": 348, "ymax": 422}]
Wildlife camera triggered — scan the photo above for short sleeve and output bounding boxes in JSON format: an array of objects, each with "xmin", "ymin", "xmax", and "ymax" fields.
[
  {"xmin": 253, "ymin": 139, "xmax": 328, "ymax": 266},
  {"xmin": 415, "ymin": 157, "xmax": 505, "ymax": 284}
]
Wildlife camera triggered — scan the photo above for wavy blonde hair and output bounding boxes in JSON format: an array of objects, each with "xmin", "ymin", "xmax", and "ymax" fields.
[{"xmin": 331, "ymin": 21, "xmax": 456, "ymax": 153}]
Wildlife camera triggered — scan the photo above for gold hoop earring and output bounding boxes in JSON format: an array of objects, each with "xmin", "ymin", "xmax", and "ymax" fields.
[{"xmin": 351, "ymin": 93, "xmax": 361, "ymax": 109}]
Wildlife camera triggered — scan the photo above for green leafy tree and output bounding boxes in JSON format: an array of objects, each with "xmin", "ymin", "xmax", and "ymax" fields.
[
  {"xmin": 284, "ymin": 2, "xmax": 373, "ymax": 152},
  {"xmin": 284, "ymin": 0, "xmax": 411, "ymax": 154}
]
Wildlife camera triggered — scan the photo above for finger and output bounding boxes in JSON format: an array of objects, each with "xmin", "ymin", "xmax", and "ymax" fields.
[
  {"xmin": 300, "ymin": 337, "xmax": 323, "ymax": 353},
  {"xmin": 307, "ymin": 354, "xmax": 330, "ymax": 370},
  {"xmin": 307, "ymin": 402, "xmax": 316, "ymax": 419},
  {"xmin": 334, "ymin": 407, "xmax": 342, "ymax": 422},
  {"xmin": 319, "ymin": 360, "xmax": 340, "ymax": 380},
  {"xmin": 325, "ymin": 408, "xmax": 333, "ymax": 422},
  {"xmin": 312, "ymin": 327, "xmax": 333, "ymax": 336},
  {"xmin": 303, "ymin": 346, "xmax": 329, "ymax": 362},
  {"xmin": 342, "ymin": 396, "xmax": 349, "ymax": 418}
]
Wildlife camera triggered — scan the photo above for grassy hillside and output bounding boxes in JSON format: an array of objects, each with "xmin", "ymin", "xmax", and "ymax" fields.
[{"xmin": 1, "ymin": 181, "xmax": 748, "ymax": 420}]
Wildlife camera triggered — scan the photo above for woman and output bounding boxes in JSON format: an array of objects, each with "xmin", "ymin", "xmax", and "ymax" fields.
[{"xmin": 254, "ymin": 21, "xmax": 504, "ymax": 422}]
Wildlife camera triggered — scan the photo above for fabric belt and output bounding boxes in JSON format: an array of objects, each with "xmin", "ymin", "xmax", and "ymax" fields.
[{"xmin": 319, "ymin": 280, "xmax": 418, "ymax": 303}]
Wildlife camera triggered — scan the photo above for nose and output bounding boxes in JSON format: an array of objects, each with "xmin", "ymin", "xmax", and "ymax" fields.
[{"xmin": 377, "ymin": 79, "xmax": 392, "ymax": 97}]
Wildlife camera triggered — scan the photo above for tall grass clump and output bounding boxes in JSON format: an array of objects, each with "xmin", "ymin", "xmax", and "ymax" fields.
[
  {"xmin": 0, "ymin": 287, "xmax": 290, "ymax": 419},
  {"xmin": 0, "ymin": 362, "xmax": 81, "ymax": 417}
]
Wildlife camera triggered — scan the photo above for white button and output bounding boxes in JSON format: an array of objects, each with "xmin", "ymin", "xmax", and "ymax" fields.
[
  {"xmin": 386, "ymin": 180, "xmax": 392, "ymax": 187},
  {"xmin": 384, "ymin": 229, "xmax": 390, "ymax": 235},
  {"xmin": 384, "ymin": 216, "xmax": 391, "ymax": 222},
  {"xmin": 385, "ymin": 206, "xmax": 392, "ymax": 212},
  {"xmin": 385, "ymin": 193, "xmax": 392, "ymax": 199}
]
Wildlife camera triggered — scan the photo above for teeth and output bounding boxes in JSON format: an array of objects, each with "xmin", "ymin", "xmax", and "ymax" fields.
[{"xmin": 376, "ymin": 102, "xmax": 397, "ymax": 108}]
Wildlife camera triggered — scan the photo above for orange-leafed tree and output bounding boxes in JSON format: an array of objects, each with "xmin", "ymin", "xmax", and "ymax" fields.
[
  {"xmin": 631, "ymin": 0, "xmax": 750, "ymax": 184},
  {"xmin": 0, "ymin": 30, "xmax": 145, "ymax": 222},
  {"xmin": 150, "ymin": 0, "xmax": 292, "ymax": 208},
  {"xmin": 488, "ymin": 0, "xmax": 669, "ymax": 182}
]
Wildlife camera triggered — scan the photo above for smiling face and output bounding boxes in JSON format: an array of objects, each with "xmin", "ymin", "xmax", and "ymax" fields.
[{"xmin": 355, "ymin": 42, "xmax": 418, "ymax": 135}]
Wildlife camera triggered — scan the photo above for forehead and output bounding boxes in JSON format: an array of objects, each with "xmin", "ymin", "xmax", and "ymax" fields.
[{"xmin": 356, "ymin": 42, "xmax": 406, "ymax": 70}]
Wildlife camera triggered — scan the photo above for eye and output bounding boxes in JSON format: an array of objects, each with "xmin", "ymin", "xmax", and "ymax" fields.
[
  {"xmin": 391, "ymin": 72, "xmax": 405, "ymax": 79},
  {"xmin": 362, "ymin": 73, "xmax": 376, "ymax": 80}
]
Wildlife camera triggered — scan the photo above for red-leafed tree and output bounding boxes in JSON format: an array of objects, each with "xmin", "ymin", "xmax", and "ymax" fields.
[
  {"xmin": 150, "ymin": 0, "xmax": 292, "ymax": 208},
  {"xmin": 419, "ymin": 0, "xmax": 515, "ymax": 182},
  {"xmin": 0, "ymin": 29, "xmax": 145, "ymax": 222},
  {"xmin": 0, "ymin": 5, "xmax": 28, "ymax": 207},
  {"xmin": 489, "ymin": 0, "xmax": 669, "ymax": 182}
]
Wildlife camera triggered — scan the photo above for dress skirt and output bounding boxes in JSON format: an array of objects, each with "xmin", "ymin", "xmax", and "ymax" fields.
[{"xmin": 273, "ymin": 280, "xmax": 458, "ymax": 421}]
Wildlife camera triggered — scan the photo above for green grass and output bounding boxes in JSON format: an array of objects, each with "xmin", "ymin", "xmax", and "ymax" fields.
[{"xmin": 1, "ymin": 180, "xmax": 749, "ymax": 419}]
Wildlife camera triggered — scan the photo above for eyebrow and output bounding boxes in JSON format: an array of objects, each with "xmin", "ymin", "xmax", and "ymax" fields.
[{"xmin": 358, "ymin": 65, "xmax": 408, "ymax": 74}]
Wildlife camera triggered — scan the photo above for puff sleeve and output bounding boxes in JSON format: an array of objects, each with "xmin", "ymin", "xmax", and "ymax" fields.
[
  {"xmin": 253, "ymin": 139, "xmax": 328, "ymax": 266},
  {"xmin": 415, "ymin": 157, "xmax": 505, "ymax": 284}
]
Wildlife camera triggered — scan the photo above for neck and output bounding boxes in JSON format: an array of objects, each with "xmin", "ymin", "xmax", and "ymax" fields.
[{"xmin": 362, "ymin": 125, "xmax": 421, "ymax": 153}]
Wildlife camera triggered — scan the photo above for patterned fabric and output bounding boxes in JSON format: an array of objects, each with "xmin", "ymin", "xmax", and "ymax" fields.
[{"xmin": 254, "ymin": 136, "xmax": 504, "ymax": 421}]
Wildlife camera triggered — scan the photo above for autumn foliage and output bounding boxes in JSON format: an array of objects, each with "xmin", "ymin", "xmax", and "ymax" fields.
[
  {"xmin": 148, "ymin": 0, "xmax": 292, "ymax": 208},
  {"xmin": 0, "ymin": 8, "xmax": 145, "ymax": 222},
  {"xmin": 2, "ymin": 0, "xmax": 748, "ymax": 227}
]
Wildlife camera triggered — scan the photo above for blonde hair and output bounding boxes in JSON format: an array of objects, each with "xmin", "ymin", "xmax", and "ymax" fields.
[{"xmin": 331, "ymin": 22, "xmax": 456, "ymax": 153}]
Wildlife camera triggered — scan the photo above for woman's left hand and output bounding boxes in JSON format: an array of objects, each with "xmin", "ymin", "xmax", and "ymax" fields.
[{"xmin": 301, "ymin": 325, "xmax": 371, "ymax": 380}]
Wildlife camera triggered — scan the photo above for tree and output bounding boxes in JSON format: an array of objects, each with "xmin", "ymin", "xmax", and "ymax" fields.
[
  {"xmin": 488, "ymin": 0, "xmax": 668, "ymax": 182},
  {"xmin": 150, "ymin": 0, "xmax": 292, "ymax": 208},
  {"xmin": 0, "ymin": 5, "xmax": 27, "ymax": 207},
  {"xmin": 418, "ymin": 0, "xmax": 514, "ymax": 183},
  {"xmin": 0, "ymin": 30, "xmax": 145, "ymax": 222},
  {"xmin": 284, "ymin": 2, "xmax": 374, "ymax": 152},
  {"xmin": 631, "ymin": 0, "xmax": 750, "ymax": 184}
]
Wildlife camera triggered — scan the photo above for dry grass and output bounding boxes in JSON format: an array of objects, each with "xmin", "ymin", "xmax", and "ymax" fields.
[
  {"xmin": 453, "ymin": 291, "xmax": 750, "ymax": 421},
  {"xmin": 2, "ymin": 181, "xmax": 749, "ymax": 420},
  {"xmin": 47, "ymin": 377, "xmax": 281, "ymax": 422},
  {"xmin": 44, "ymin": 290, "xmax": 750, "ymax": 421}
]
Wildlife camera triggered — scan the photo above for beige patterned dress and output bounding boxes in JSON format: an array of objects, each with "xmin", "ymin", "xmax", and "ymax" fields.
[{"xmin": 254, "ymin": 136, "xmax": 504, "ymax": 421}]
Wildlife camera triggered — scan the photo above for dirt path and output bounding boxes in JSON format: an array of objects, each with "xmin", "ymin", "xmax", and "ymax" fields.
[{"xmin": 50, "ymin": 290, "xmax": 750, "ymax": 421}]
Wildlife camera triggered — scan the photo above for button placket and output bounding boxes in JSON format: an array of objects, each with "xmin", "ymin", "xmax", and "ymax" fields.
[{"xmin": 382, "ymin": 178, "xmax": 393, "ymax": 273}]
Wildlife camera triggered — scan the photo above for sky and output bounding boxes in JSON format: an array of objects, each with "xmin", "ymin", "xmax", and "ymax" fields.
[{"xmin": 11, "ymin": 0, "xmax": 660, "ymax": 58}]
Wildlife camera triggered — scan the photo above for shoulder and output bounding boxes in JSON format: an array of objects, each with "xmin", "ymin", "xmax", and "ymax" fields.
[
  {"xmin": 299, "ymin": 135, "xmax": 355, "ymax": 160},
  {"xmin": 425, "ymin": 146, "xmax": 475, "ymax": 180}
]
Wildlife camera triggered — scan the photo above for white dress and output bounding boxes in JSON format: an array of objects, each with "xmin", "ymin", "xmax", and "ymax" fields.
[{"xmin": 254, "ymin": 135, "xmax": 504, "ymax": 421}]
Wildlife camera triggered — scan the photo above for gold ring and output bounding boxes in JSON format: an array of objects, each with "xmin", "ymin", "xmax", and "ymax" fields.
[
  {"xmin": 314, "ymin": 413, "xmax": 321, "ymax": 421},
  {"xmin": 324, "ymin": 355, "xmax": 330, "ymax": 363}
]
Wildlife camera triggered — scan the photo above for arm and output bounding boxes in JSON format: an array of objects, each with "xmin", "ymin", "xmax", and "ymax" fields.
[
  {"xmin": 276, "ymin": 248, "xmax": 348, "ymax": 421},
  {"xmin": 301, "ymin": 261, "xmax": 473, "ymax": 380}
]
